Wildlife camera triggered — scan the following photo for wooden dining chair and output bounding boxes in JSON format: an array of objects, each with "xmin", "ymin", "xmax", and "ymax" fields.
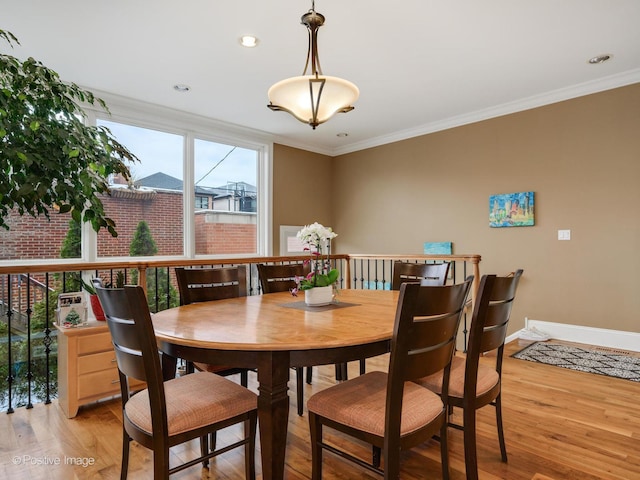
[
  {"xmin": 256, "ymin": 262, "xmax": 314, "ymax": 416},
  {"xmin": 356, "ymin": 260, "xmax": 452, "ymax": 377},
  {"xmin": 174, "ymin": 266, "xmax": 252, "ymax": 387},
  {"xmin": 414, "ymin": 270, "xmax": 523, "ymax": 480},
  {"xmin": 257, "ymin": 262, "xmax": 310, "ymax": 295},
  {"xmin": 391, "ymin": 260, "xmax": 450, "ymax": 290},
  {"xmin": 95, "ymin": 284, "xmax": 258, "ymax": 480},
  {"xmin": 307, "ymin": 277, "xmax": 473, "ymax": 479}
]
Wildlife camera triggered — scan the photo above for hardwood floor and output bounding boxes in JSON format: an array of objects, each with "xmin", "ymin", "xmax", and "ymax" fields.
[{"xmin": 1, "ymin": 339, "xmax": 639, "ymax": 479}]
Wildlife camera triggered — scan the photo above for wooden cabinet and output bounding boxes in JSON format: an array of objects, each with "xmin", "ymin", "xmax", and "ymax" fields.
[{"xmin": 56, "ymin": 322, "xmax": 144, "ymax": 418}]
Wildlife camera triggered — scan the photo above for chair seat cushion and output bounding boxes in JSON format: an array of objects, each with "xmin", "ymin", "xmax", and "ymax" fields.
[
  {"xmin": 415, "ymin": 355, "xmax": 499, "ymax": 398},
  {"xmin": 125, "ymin": 371, "xmax": 257, "ymax": 436},
  {"xmin": 307, "ymin": 370, "xmax": 443, "ymax": 437}
]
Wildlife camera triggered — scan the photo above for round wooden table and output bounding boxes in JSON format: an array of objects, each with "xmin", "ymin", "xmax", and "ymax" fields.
[{"xmin": 152, "ymin": 289, "xmax": 399, "ymax": 480}]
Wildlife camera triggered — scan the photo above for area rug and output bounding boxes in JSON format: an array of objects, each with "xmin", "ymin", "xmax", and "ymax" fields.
[{"xmin": 512, "ymin": 342, "xmax": 640, "ymax": 382}]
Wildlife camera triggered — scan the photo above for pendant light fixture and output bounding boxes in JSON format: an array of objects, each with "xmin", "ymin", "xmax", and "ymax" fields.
[{"xmin": 267, "ymin": 0, "xmax": 359, "ymax": 129}]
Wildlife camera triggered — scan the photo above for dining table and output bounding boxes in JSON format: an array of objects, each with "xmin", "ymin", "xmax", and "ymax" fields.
[{"xmin": 151, "ymin": 288, "xmax": 400, "ymax": 480}]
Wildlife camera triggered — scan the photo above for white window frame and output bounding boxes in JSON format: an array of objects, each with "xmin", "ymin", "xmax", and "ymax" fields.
[{"xmin": 81, "ymin": 91, "xmax": 273, "ymax": 262}]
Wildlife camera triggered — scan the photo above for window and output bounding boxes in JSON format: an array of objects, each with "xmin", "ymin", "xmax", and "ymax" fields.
[
  {"xmin": 96, "ymin": 120, "xmax": 185, "ymax": 257},
  {"xmin": 0, "ymin": 98, "xmax": 271, "ymax": 263},
  {"xmin": 94, "ymin": 120, "xmax": 264, "ymax": 259},
  {"xmin": 194, "ymin": 139, "xmax": 258, "ymax": 255},
  {"xmin": 195, "ymin": 196, "xmax": 210, "ymax": 210}
]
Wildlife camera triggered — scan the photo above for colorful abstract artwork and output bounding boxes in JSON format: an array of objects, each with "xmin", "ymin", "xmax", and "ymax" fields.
[{"xmin": 489, "ymin": 191, "xmax": 535, "ymax": 228}]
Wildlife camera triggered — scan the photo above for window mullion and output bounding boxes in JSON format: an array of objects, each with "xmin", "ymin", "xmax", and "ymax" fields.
[{"xmin": 184, "ymin": 133, "xmax": 195, "ymax": 258}]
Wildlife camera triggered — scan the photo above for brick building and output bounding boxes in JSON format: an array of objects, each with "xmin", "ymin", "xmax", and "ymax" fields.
[{"xmin": 0, "ymin": 185, "xmax": 257, "ymax": 261}]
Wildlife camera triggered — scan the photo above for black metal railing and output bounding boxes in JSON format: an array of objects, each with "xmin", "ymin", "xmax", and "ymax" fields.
[{"xmin": 0, "ymin": 253, "xmax": 480, "ymax": 413}]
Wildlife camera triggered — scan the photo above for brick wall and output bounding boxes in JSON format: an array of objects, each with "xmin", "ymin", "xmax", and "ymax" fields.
[
  {"xmin": 0, "ymin": 209, "xmax": 72, "ymax": 260},
  {"xmin": 97, "ymin": 189, "xmax": 184, "ymax": 257},
  {"xmin": 0, "ymin": 190, "xmax": 257, "ymax": 260},
  {"xmin": 195, "ymin": 213, "xmax": 257, "ymax": 255}
]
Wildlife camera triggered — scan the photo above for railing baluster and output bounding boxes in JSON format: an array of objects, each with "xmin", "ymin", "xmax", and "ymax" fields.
[
  {"xmin": 26, "ymin": 274, "xmax": 33, "ymax": 409},
  {"xmin": 165, "ymin": 267, "xmax": 171, "ymax": 311},
  {"xmin": 373, "ymin": 259, "xmax": 379, "ymax": 290},
  {"xmin": 462, "ymin": 261, "xmax": 469, "ymax": 351},
  {"xmin": 43, "ymin": 273, "xmax": 52, "ymax": 405},
  {"xmin": 6, "ymin": 276, "xmax": 14, "ymax": 414}
]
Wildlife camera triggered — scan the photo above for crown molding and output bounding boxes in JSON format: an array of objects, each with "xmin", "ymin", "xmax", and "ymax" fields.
[{"xmin": 330, "ymin": 69, "xmax": 640, "ymax": 157}]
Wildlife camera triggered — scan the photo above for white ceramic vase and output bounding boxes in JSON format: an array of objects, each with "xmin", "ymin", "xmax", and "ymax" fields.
[{"xmin": 304, "ymin": 285, "xmax": 334, "ymax": 306}]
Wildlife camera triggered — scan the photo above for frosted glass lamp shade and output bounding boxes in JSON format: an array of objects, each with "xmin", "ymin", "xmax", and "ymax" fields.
[{"xmin": 268, "ymin": 75, "xmax": 359, "ymax": 129}]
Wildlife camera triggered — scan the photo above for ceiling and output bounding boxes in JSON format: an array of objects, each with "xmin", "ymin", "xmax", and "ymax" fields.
[{"xmin": 3, "ymin": 0, "xmax": 640, "ymax": 157}]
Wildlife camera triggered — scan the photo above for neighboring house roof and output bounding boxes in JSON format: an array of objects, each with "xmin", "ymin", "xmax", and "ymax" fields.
[
  {"xmin": 136, "ymin": 172, "xmax": 183, "ymax": 190},
  {"xmin": 136, "ymin": 172, "xmax": 218, "ymax": 196}
]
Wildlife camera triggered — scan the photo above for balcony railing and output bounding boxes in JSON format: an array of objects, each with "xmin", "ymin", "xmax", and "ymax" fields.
[{"xmin": 0, "ymin": 253, "xmax": 480, "ymax": 413}]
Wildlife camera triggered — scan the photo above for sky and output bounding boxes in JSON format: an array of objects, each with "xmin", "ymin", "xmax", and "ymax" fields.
[{"xmin": 98, "ymin": 119, "xmax": 257, "ymax": 188}]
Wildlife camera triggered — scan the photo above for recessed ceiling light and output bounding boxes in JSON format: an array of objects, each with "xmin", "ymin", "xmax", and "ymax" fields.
[
  {"xmin": 336, "ymin": 132, "xmax": 349, "ymax": 137},
  {"xmin": 173, "ymin": 84, "xmax": 191, "ymax": 92},
  {"xmin": 240, "ymin": 35, "xmax": 258, "ymax": 48},
  {"xmin": 588, "ymin": 54, "xmax": 612, "ymax": 64}
]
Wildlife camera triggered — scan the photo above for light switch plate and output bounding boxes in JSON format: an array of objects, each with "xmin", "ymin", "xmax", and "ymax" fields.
[{"xmin": 558, "ymin": 229, "xmax": 571, "ymax": 240}]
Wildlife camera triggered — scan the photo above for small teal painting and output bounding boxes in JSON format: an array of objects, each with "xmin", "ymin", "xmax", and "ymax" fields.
[
  {"xmin": 423, "ymin": 242, "xmax": 452, "ymax": 254},
  {"xmin": 489, "ymin": 192, "xmax": 535, "ymax": 228}
]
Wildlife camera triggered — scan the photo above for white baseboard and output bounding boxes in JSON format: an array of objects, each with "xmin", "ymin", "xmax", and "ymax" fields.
[{"xmin": 514, "ymin": 318, "xmax": 640, "ymax": 353}]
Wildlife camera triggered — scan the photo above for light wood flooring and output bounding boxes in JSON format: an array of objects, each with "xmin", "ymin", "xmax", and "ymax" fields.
[{"xmin": 1, "ymin": 339, "xmax": 639, "ymax": 479}]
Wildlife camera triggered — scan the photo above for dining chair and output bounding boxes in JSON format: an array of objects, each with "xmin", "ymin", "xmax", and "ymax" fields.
[
  {"xmin": 391, "ymin": 260, "xmax": 450, "ymax": 290},
  {"xmin": 95, "ymin": 284, "xmax": 258, "ymax": 480},
  {"xmin": 307, "ymin": 277, "xmax": 473, "ymax": 479},
  {"xmin": 414, "ymin": 269, "xmax": 523, "ymax": 480},
  {"xmin": 356, "ymin": 261, "xmax": 452, "ymax": 377},
  {"xmin": 257, "ymin": 262, "xmax": 310, "ymax": 295},
  {"xmin": 174, "ymin": 266, "xmax": 252, "ymax": 387},
  {"xmin": 256, "ymin": 262, "xmax": 314, "ymax": 416}
]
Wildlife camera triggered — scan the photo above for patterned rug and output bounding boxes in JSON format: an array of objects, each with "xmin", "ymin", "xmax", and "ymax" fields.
[{"xmin": 512, "ymin": 342, "xmax": 640, "ymax": 382}]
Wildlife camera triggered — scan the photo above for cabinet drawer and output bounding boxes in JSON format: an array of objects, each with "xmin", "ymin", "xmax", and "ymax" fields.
[
  {"xmin": 78, "ymin": 369, "xmax": 120, "ymax": 399},
  {"xmin": 78, "ymin": 370, "xmax": 146, "ymax": 400},
  {"xmin": 77, "ymin": 332, "xmax": 113, "ymax": 355},
  {"xmin": 78, "ymin": 351, "xmax": 117, "ymax": 375}
]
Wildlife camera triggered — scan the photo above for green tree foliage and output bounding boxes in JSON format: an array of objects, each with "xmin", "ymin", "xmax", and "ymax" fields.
[
  {"xmin": 0, "ymin": 29, "xmax": 138, "ymax": 237},
  {"xmin": 59, "ymin": 219, "xmax": 82, "ymax": 292},
  {"xmin": 30, "ymin": 290, "xmax": 59, "ymax": 332},
  {"xmin": 129, "ymin": 221, "xmax": 177, "ymax": 312},
  {"xmin": 60, "ymin": 219, "xmax": 81, "ymax": 258},
  {"xmin": 129, "ymin": 220, "xmax": 157, "ymax": 256}
]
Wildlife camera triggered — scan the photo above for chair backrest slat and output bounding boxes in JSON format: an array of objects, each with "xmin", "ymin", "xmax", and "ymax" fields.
[
  {"xmin": 392, "ymin": 261, "xmax": 450, "ymax": 290},
  {"xmin": 479, "ymin": 302, "xmax": 513, "ymax": 352}
]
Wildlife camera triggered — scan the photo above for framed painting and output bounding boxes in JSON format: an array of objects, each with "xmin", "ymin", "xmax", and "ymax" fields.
[
  {"xmin": 423, "ymin": 242, "xmax": 452, "ymax": 254},
  {"xmin": 279, "ymin": 225, "xmax": 305, "ymax": 255},
  {"xmin": 489, "ymin": 191, "xmax": 535, "ymax": 227}
]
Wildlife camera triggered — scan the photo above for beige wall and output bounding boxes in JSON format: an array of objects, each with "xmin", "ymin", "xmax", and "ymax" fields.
[
  {"xmin": 271, "ymin": 144, "xmax": 333, "ymax": 253},
  {"xmin": 328, "ymin": 83, "xmax": 640, "ymax": 335},
  {"xmin": 273, "ymin": 84, "xmax": 640, "ymax": 335}
]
